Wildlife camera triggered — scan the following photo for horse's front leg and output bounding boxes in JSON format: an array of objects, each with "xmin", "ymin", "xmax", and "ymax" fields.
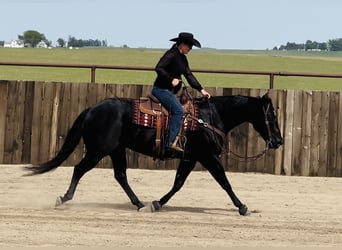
[
  {"xmin": 110, "ymin": 148, "xmax": 145, "ymax": 210},
  {"xmin": 151, "ymin": 159, "xmax": 196, "ymax": 211},
  {"xmin": 200, "ymin": 154, "xmax": 251, "ymax": 216}
]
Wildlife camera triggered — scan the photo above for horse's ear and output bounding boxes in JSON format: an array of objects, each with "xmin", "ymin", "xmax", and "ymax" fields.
[
  {"xmin": 261, "ymin": 92, "xmax": 270, "ymax": 100},
  {"xmin": 260, "ymin": 92, "xmax": 271, "ymax": 104}
]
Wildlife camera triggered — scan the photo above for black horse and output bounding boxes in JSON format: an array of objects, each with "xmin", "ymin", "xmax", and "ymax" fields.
[{"xmin": 25, "ymin": 93, "xmax": 283, "ymax": 216}]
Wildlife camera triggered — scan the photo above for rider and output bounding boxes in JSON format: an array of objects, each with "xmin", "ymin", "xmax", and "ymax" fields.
[{"xmin": 152, "ymin": 32, "xmax": 211, "ymax": 152}]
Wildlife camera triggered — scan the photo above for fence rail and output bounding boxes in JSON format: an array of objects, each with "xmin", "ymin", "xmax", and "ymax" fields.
[
  {"xmin": 0, "ymin": 80, "xmax": 342, "ymax": 177},
  {"xmin": 2, "ymin": 61, "xmax": 342, "ymax": 88}
]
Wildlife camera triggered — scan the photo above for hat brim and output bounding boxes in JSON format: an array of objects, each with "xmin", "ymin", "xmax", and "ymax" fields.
[{"xmin": 170, "ymin": 37, "xmax": 201, "ymax": 48}]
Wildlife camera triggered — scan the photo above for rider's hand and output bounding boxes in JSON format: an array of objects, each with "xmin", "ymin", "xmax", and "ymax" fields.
[
  {"xmin": 171, "ymin": 78, "xmax": 180, "ymax": 87},
  {"xmin": 201, "ymin": 89, "xmax": 211, "ymax": 98}
]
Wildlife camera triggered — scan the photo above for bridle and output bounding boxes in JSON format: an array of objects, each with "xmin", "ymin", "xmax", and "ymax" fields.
[
  {"xmin": 191, "ymin": 100, "xmax": 274, "ymax": 162},
  {"xmin": 229, "ymin": 102, "xmax": 273, "ymax": 162},
  {"xmin": 181, "ymin": 83, "xmax": 274, "ymax": 162},
  {"xmin": 262, "ymin": 103, "xmax": 273, "ymax": 146}
]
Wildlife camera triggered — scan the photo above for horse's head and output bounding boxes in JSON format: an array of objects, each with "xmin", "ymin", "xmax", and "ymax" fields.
[{"xmin": 253, "ymin": 93, "xmax": 283, "ymax": 149}]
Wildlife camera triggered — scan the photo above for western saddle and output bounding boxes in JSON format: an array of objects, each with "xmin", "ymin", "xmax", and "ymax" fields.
[{"xmin": 133, "ymin": 87, "xmax": 198, "ymax": 158}]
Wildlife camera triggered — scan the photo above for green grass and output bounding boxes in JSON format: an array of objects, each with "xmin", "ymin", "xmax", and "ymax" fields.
[{"xmin": 1, "ymin": 47, "xmax": 342, "ymax": 90}]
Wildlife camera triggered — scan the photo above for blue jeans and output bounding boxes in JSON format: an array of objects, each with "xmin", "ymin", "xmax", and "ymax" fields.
[{"xmin": 152, "ymin": 86, "xmax": 184, "ymax": 146}]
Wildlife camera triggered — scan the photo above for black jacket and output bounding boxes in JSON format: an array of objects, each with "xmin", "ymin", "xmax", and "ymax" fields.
[{"xmin": 154, "ymin": 45, "xmax": 203, "ymax": 93}]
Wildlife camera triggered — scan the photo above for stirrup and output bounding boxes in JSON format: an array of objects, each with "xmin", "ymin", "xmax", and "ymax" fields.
[
  {"xmin": 169, "ymin": 145, "xmax": 184, "ymax": 152},
  {"xmin": 170, "ymin": 136, "xmax": 184, "ymax": 152}
]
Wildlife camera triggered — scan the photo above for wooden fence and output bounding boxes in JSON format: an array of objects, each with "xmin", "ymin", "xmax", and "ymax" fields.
[{"xmin": 0, "ymin": 80, "xmax": 341, "ymax": 177}]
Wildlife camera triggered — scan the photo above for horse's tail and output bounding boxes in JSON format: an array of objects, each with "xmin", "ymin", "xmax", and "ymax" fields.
[{"xmin": 24, "ymin": 108, "xmax": 90, "ymax": 176}]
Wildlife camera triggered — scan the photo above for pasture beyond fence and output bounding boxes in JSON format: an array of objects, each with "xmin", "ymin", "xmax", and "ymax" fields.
[
  {"xmin": 2, "ymin": 61, "xmax": 342, "ymax": 89},
  {"xmin": 0, "ymin": 80, "xmax": 341, "ymax": 177}
]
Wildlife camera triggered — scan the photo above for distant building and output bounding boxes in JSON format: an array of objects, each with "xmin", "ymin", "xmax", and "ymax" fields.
[
  {"xmin": 36, "ymin": 41, "xmax": 48, "ymax": 48},
  {"xmin": 3, "ymin": 39, "xmax": 50, "ymax": 48},
  {"xmin": 4, "ymin": 40, "xmax": 24, "ymax": 48}
]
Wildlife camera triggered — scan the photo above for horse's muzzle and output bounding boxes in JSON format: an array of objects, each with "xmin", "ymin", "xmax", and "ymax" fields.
[{"xmin": 268, "ymin": 137, "xmax": 283, "ymax": 149}]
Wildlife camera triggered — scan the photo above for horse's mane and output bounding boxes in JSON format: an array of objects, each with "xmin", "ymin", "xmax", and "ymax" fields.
[{"xmin": 194, "ymin": 95, "xmax": 258, "ymax": 107}]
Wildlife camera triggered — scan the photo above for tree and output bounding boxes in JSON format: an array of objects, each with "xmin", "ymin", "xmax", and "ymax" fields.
[
  {"xmin": 328, "ymin": 38, "xmax": 342, "ymax": 51},
  {"xmin": 278, "ymin": 42, "xmax": 304, "ymax": 51},
  {"xmin": 67, "ymin": 36, "xmax": 83, "ymax": 47},
  {"xmin": 57, "ymin": 38, "xmax": 66, "ymax": 48},
  {"xmin": 277, "ymin": 39, "xmax": 342, "ymax": 51},
  {"xmin": 318, "ymin": 42, "xmax": 328, "ymax": 51},
  {"xmin": 18, "ymin": 30, "xmax": 47, "ymax": 48},
  {"xmin": 66, "ymin": 36, "xmax": 108, "ymax": 48},
  {"xmin": 305, "ymin": 40, "xmax": 320, "ymax": 50}
]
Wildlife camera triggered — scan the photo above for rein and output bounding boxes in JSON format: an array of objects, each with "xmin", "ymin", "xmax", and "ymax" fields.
[
  {"xmin": 228, "ymin": 142, "xmax": 270, "ymax": 162},
  {"xmin": 203, "ymin": 98, "xmax": 272, "ymax": 162},
  {"xmin": 186, "ymin": 114, "xmax": 226, "ymax": 140},
  {"xmin": 186, "ymin": 103, "xmax": 270, "ymax": 162},
  {"xmin": 228, "ymin": 103, "xmax": 272, "ymax": 162},
  {"xmin": 182, "ymin": 85, "xmax": 271, "ymax": 162}
]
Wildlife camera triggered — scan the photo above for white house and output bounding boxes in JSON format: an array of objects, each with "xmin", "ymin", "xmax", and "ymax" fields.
[
  {"xmin": 36, "ymin": 41, "xmax": 48, "ymax": 48},
  {"xmin": 4, "ymin": 40, "xmax": 24, "ymax": 48}
]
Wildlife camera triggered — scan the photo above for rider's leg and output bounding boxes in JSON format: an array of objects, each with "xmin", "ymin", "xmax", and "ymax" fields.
[{"xmin": 152, "ymin": 86, "xmax": 184, "ymax": 151}]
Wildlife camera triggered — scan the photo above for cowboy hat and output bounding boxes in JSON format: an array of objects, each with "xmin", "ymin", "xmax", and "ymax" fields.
[{"xmin": 170, "ymin": 32, "xmax": 201, "ymax": 48}]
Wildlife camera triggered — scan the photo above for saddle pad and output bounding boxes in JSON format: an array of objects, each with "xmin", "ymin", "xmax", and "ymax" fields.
[{"xmin": 132, "ymin": 100, "xmax": 199, "ymax": 131}]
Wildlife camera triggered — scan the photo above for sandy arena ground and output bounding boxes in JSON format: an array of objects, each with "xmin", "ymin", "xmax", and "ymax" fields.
[{"xmin": 0, "ymin": 164, "xmax": 341, "ymax": 247}]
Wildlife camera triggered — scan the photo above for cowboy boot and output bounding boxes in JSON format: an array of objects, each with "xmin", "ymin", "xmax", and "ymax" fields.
[{"xmin": 170, "ymin": 136, "xmax": 184, "ymax": 152}]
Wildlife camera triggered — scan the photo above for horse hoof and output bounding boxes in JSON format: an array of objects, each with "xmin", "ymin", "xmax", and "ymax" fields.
[
  {"xmin": 239, "ymin": 204, "xmax": 251, "ymax": 216},
  {"xmin": 138, "ymin": 206, "xmax": 151, "ymax": 213},
  {"xmin": 151, "ymin": 200, "xmax": 162, "ymax": 212},
  {"xmin": 55, "ymin": 196, "xmax": 63, "ymax": 207}
]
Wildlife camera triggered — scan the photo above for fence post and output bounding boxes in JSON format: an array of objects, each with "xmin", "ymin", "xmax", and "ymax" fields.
[
  {"xmin": 283, "ymin": 89, "xmax": 294, "ymax": 175},
  {"xmin": 269, "ymin": 74, "xmax": 274, "ymax": 89},
  {"xmin": 91, "ymin": 66, "xmax": 96, "ymax": 83}
]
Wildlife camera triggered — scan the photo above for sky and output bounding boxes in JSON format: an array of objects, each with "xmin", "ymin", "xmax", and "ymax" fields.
[{"xmin": 1, "ymin": 0, "xmax": 342, "ymax": 50}]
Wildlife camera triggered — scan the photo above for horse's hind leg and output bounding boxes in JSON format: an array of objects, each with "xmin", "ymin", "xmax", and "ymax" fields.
[
  {"xmin": 152, "ymin": 159, "xmax": 196, "ymax": 211},
  {"xmin": 109, "ymin": 148, "xmax": 145, "ymax": 210},
  {"xmin": 56, "ymin": 153, "xmax": 101, "ymax": 206}
]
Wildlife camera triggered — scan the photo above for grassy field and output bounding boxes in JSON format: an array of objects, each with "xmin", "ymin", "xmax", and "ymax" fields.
[{"xmin": 1, "ymin": 47, "xmax": 342, "ymax": 90}]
